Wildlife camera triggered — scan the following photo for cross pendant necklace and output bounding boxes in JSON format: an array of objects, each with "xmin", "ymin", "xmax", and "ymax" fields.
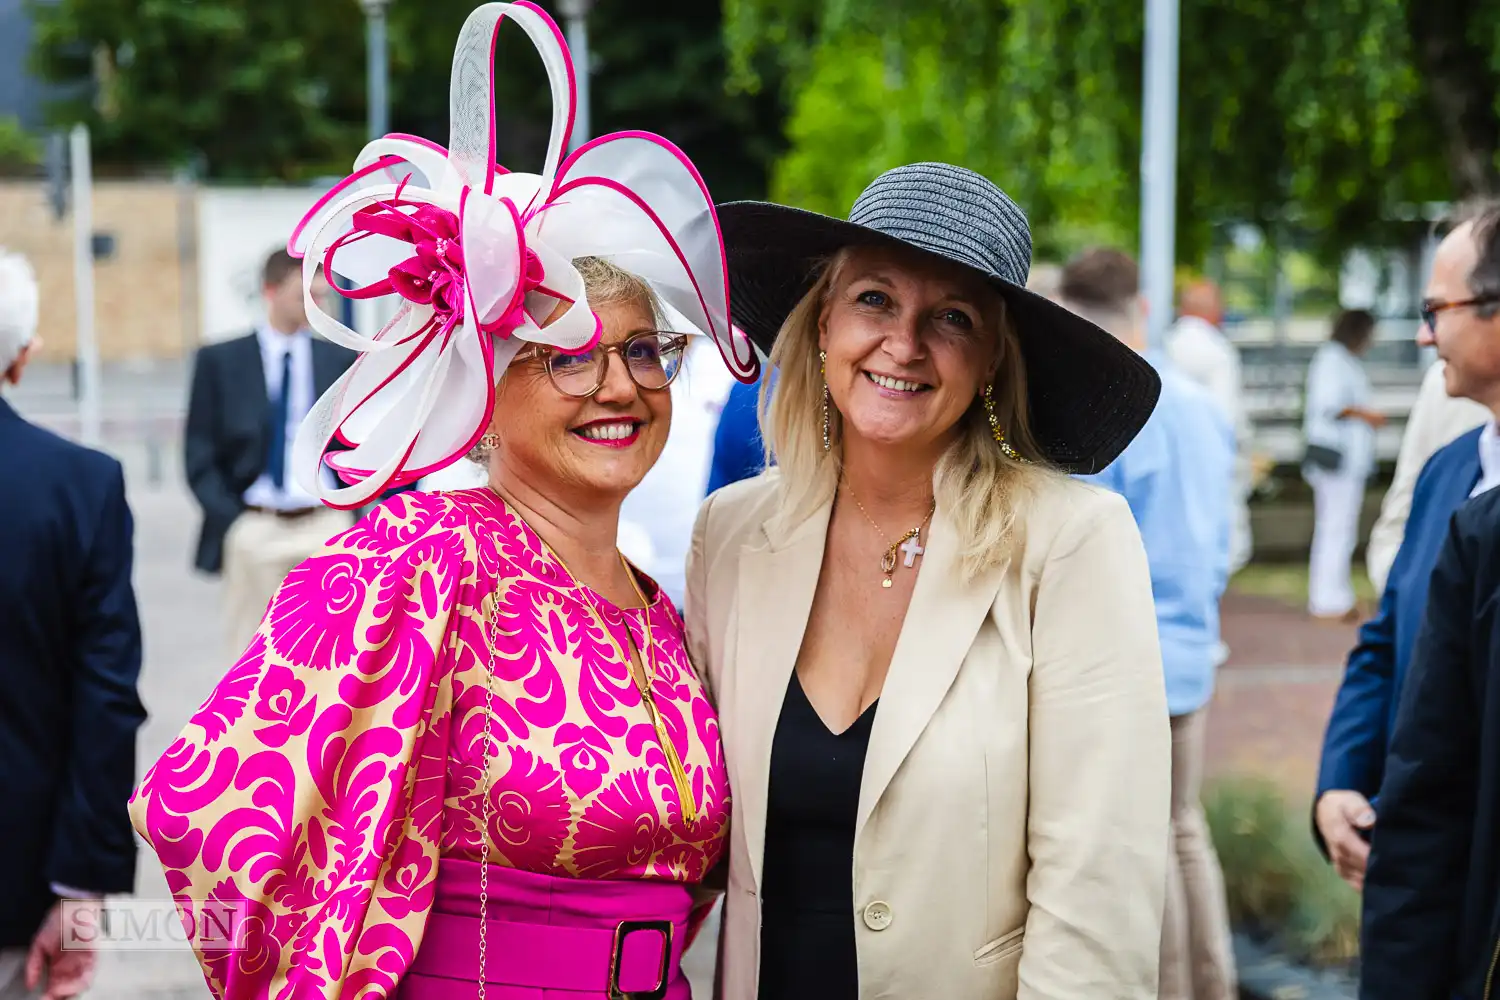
[{"xmin": 842, "ymin": 482, "xmax": 936, "ymax": 589}]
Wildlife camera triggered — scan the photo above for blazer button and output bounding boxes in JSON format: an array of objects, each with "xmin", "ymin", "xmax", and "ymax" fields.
[{"xmin": 862, "ymin": 900, "xmax": 893, "ymax": 931}]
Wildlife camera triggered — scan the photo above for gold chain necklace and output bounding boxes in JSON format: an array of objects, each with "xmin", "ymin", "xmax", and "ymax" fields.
[
  {"xmin": 473, "ymin": 517, "xmax": 698, "ymax": 999},
  {"xmin": 841, "ymin": 482, "xmax": 935, "ymax": 589},
  {"xmin": 545, "ymin": 545, "xmax": 699, "ymax": 824}
]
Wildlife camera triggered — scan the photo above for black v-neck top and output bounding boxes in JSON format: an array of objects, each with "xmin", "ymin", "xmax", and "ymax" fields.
[{"xmin": 758, "ymin": 672, "xmax": 878, "ymax": 1000}]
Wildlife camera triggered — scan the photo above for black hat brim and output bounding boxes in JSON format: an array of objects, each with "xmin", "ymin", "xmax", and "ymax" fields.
[{"xmin": 720, "ymin": 200, "xmax": 1161, "ymax": 474}]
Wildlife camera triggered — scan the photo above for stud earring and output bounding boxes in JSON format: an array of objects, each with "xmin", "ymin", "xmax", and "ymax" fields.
[
  {"xmin": 983, "ymin": 384, "xmax": 1027, "ymax": 463},
  {"xmin": 480, "ymin": 432, "xmax": 500, "ymax": 450},
  {"xmin": 820, "ymin": 350, "xmax": 831, "ymax": 452}
]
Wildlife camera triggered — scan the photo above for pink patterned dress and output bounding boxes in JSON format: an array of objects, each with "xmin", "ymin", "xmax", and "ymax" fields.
[{"xmin": 129, "ymin": 488, "xmax": 730, "ymax": 1000}]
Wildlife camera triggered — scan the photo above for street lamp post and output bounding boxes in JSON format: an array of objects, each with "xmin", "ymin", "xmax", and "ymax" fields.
[
  {"xmin": 361, "ymin": 0, "xmax": 391, "ymax": 142},
  {"xmin": 1139, "ymin": 0, "xmax": 1180, "ymax": 348},
  {"xmin": 558, "ymin": 0, "xmax": 593, "ymax": 152},
  {"xmin": 357, "ymin": 0, "xmax": 392, "ymax": 338}
]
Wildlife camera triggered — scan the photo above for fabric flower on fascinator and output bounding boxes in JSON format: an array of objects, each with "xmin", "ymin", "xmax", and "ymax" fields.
[{"xmin": 286, "ymin": 0, "xmax": 760, "ymax": 510}]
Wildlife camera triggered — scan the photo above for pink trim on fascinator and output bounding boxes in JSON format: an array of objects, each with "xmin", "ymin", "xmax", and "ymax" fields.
[{"xmin": 287, "ymin": 1, "xmax": 759, "ymax": 509}]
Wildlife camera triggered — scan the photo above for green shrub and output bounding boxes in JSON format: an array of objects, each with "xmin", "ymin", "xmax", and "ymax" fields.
[
  {"xmin": 0, "ymin": 116, "xmax": 41, "ymax": 171},
  {"xmin": 1203, "ymin": 776, "xmax": 1360, "ymax": 966}
]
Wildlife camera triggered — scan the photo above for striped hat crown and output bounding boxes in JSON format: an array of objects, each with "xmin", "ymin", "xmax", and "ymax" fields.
[{"xmin": 847, "ymin": 163, "xmax": 1033, "ymax": 289}]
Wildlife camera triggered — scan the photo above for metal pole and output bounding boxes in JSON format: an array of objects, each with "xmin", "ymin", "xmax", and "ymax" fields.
[
  {"xmin": 1138, "ymin": 0, "xmax": 1180, "ymax": 349},
  {"xmin": 559, "ymin": 0, "xmax": 593, "ymax": 152},
  {"xmin": 364, "ymin": 0, "xmax": 390, "ymax": 141},
  {"xmin": 358, "ymin": 0, "xmax": 391, "ymax": 338},
  {"xmin": 70, "ymin": 124, "xmax": 100, "ymax": 447}
]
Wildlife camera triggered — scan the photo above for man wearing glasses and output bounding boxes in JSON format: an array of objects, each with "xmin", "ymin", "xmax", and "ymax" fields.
[
  {"xmin": 1314, "ymin": 202, "xmax": 1500, "ymax": 892},
  {"xmin": 1358, "ymin": 201, "xmax": 1500, "ymax": 1000}
]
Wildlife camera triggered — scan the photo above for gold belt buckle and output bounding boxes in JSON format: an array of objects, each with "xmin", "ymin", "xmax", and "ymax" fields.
[{"xmin": 608, "ymin": 919, "xmax": 673, "ymax": 1000}]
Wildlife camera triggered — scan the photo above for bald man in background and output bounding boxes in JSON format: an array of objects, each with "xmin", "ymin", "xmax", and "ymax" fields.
[{"xmin": 1168, "ymin": 280, "xmax": 1254, "ymax": 576}]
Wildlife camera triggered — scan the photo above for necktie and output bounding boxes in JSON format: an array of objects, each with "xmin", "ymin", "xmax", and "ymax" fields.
[{"xmin": 267, "ymin": 349, "xmax": 293, "ymax": 490}]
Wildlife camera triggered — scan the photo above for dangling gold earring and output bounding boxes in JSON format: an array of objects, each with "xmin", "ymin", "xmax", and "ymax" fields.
[
  {"xmin": 820, "ymin": 350, "xmax": 831, "ymax": 452},
  {"xmin": 983, "ymin": 384, "xmax": 1027, "ymax": 463}
]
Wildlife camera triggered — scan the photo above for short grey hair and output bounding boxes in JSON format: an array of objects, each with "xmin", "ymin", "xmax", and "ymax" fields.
[
  {"xmin": 1444, "ymin": 199, "xmax": 1500, "ymax": 318},
  {"xmin": 0, "ymin": 249, "xmax": 39, "ymax": 372}
]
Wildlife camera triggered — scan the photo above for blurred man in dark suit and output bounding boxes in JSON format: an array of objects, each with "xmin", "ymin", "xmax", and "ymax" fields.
[
  {"xmin": 0, "ymin": 248, "xmax": 145, "ymax": 1000},
  {"xmin": 184, "ymin": 249, "xmax": 354, "ymax": 652}
]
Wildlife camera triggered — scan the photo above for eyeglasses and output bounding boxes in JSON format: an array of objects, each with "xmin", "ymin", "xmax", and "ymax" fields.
[
  {"xmin": 1420, "ymin": 294, "xmax": 1500, "ymax": 333},
  {"xmin": 514, "ymin": 331, "xmax": 688, "ymax": 398}
]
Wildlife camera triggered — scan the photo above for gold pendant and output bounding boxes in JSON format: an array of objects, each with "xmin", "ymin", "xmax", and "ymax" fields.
[{"xmin": 881, "ymin": 578, "xmax": 893, "ymax": 589}]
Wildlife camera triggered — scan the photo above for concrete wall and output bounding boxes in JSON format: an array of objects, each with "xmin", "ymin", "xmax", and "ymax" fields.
[
  {"xmin": 0, "ymin": 180, "xmax": 340, "ymax": 361},
  {"xmin": 196, "ymin": 186, "xmax": 324, "ymax": 343},
  {"xmin": 0, "ymin": 179, "xmax": 194, "ymax": 363}
]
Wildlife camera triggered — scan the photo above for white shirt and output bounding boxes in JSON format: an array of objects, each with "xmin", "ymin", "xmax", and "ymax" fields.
[
  {"xmin": 618, "ymin": 338, "xmax": 736, "ymax": 608},
  {"xmin": 1473, "ymin": 420, "xmax": 1500, "ymax": 498},
  {"xmin": 1165, "ymin": 315, "xmax": 1248, "ymax": 442},
  {"xmin": 242, "ymin": 325, "xmax": 323, "ymax": 511},
  {"xmin": 1303, "ymin": 341, "xmax": 1376, "ymax": 480}
]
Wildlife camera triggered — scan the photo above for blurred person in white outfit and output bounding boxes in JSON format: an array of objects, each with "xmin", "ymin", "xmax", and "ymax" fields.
[
  {"xmin": 618, "ymin": 334, "xmax": 735, "ymax": 607},
  {"xmin": 1167, "ymin": 280, "xmax": 1254, "ymax": 575},
  {"xmin": 1302, "ymin": 310, "xmax": 1384, "ymax": 620},
  {"xmin": 1363, "ymin": 357, "xmax": 1488, "ymax": 591}
]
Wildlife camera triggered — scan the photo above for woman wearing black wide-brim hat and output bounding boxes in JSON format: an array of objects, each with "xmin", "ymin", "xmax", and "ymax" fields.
[{"xmin": 685, "ymin": 163, "xmax": 1171, "ymax": 999}]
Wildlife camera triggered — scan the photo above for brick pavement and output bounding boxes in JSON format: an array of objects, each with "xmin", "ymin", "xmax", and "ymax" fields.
[{"xmin": 1204, "ymin": 591, "xmax": 1361, "ymax": 802}]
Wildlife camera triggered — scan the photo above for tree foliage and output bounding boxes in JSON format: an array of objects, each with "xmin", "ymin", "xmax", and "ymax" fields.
[
  {"xmin": 0, "ymin": 115, "xmax": 42, "ymax": 170},
  {"xmin": 26, "ymin": 0, "xmax": 786, "ymax": 199},
  {"xmin": 725, "ymin": 0, "xmax": 1499, "ymax": 264}
]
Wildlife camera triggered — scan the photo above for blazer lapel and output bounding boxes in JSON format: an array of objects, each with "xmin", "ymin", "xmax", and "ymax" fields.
[
  {"xmin": 733, "ymin": 498, "xmax": 832, "ymax": 890},
  {"xmin": 233, "ymin": 332, "xmax": 269, "ymax": 422},
  {"xmin": 855, "ymin": 507, "xmax": 1006, "ymax": 840}
]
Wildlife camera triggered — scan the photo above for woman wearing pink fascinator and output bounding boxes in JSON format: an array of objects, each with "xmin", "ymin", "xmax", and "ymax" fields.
[{"xmin": 128, "ymin": 5, "xmax": 758, "ymax": 999}]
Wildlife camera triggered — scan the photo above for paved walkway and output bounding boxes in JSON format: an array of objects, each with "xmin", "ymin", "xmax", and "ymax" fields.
[{"xmin": 1205, "ymin": 591, "xmax": 1359, "ymax": 800}]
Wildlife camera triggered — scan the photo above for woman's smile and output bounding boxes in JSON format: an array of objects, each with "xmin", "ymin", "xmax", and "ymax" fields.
[
  {"xmin": 570, "ymin": 416, "xmax": 644, "ymax": 449},
  {"xmin": 862, "ymin": 369, "xmax": 933, "ymax": 397}
]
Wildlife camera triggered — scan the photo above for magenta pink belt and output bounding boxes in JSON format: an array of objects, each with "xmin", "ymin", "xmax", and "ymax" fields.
[{"xmin": 395, "ymin": 858, "xmax": 694, "ymax": 1000}]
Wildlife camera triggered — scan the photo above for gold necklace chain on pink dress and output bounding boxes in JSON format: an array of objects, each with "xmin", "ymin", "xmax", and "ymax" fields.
[{"xmin": 472, "ymin": 522, "xmax": 699, "ymax": 998}]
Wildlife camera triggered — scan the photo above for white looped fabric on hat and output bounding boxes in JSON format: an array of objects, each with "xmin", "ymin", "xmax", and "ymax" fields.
[
  {"xmin": 0, "ymin": 248, "xmax": 39, "ymax": 374},
  {"xmin": 286, "ymin": 0, "xmax": 759, "ymax": 510}
]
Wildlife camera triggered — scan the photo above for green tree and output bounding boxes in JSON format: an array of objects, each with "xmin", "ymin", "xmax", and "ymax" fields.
[
  {"xmin": 726, "ymin": 0, "xmax": 1492, "ymax": 264},
  {"xmin": 27, "ymin": 0, "xmax": 786, "ymax": 199}
]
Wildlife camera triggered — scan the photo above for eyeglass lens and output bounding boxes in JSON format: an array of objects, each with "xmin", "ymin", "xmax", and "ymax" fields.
[{"xmin": 547, "ymin": 334, "xmax": 684, "ymax": 396}]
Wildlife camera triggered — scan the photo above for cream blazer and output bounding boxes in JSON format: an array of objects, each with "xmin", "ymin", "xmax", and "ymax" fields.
[{"xmin": 685, "ymin": 470, "xmax": 1171, "ymax": 1000}]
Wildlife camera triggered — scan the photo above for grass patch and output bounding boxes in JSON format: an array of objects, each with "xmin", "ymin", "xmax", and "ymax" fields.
[
  {"xmin": 1203, "ymin": 776, "xmax": 1360, "ymax": 967},
  {"xmin": 1229, "ymin": 563, "xmax": 1378, "ymax": 607}
]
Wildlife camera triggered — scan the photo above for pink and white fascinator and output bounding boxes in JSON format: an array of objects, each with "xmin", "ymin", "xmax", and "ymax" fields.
[{"xmin": 287, "ymin": 0, "xmax": 760, "ymax": 509}]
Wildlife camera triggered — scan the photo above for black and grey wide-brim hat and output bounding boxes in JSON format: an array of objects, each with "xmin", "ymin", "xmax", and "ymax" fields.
[{"xmin": 719, "ymin": 162, "xmax": 1161, "ymax": 473}]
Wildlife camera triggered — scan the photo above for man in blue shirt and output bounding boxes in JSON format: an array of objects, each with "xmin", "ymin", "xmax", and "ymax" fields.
[{"xmin": 1060, "ymin": 249, "xmax": 1237, "ymax": 1000}]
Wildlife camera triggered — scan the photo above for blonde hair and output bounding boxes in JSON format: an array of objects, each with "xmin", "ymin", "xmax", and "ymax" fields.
[{"xmin": 761, "ymin": 248, "xmax": 1058, "ymax": 578}]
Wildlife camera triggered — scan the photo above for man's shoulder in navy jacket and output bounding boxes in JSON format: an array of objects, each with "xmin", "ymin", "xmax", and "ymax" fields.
[
  {"xmin": 0, "ymin": 396, "xmax": 146, "ymax": 946},
  {"xmin": 1315, "ymin": 424, "xmax": 1483, "ymax": 814}
]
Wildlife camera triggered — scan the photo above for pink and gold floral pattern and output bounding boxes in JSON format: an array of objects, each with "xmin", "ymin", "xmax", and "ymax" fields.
[{"xmin": 129, "ymin": 488, "xmax": 729, "ymax": 1000}]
